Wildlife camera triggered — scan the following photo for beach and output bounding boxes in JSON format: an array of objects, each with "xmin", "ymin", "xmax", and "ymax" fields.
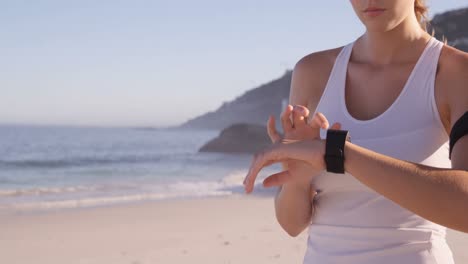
[{"xmin": 1, "ymin": 195, "xmax": 467, "ymax": 264}]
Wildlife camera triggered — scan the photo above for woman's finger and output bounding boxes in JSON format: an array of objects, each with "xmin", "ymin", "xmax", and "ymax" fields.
[
  {"xmin": 267, "ymin": 115, "xmax": 282, "ymax": 143},
  {"xmin": 281, "ymin": 105, "xmax": 294, "ymax": 133},
  {"xmin": 243, "ymin": 145, "xmax": 284, "ymax": 193},
  {"xmin": 243, "ymin": 142, "xmax": 304, "ymax": 193},
  {"xmin": 292, "ymin": 105, "xmax": 310, "ymax": 128},
  {"xmin": 243, "ymin": 139, "xmax": 323, "ymax": 194},
  {"xmin": 308, "ymin": 112, "xmax": 330, "ymax": 130},
  {"xmin": 262, "ymin": 170, "xmax": 292, "ymax": 188},
  {"xmin": 330, "ymin": 122, "xmax": 342, "ymax": 130}
]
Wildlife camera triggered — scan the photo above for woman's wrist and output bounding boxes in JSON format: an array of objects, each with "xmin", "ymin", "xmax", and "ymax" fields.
[{"xmin": 315, "ymin": 138, "xmax": 327, "ymax": 171}]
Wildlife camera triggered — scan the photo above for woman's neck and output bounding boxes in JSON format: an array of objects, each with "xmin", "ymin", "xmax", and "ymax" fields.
[{"xmin": 356, "ymin": 15, "xmax": 431, "ymax": 65}]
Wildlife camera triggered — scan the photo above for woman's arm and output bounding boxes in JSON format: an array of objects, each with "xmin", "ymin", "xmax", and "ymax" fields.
[
  {"xmin": 342, "ymin": 140, "xmax": 468, "ymax": 233},
  {"xmin": 273, "ymin": 58, "xmax": 315, "ymax": 237},
  {"xmin": 341, "ymin": 55, "xmax": 468, "ymax": 232},
  {"xmin": 274, "ymin": 168, "xmax": 314, "ymax": 237},
  {"xmin": 273, "ymin": 50, "xmax": 338, "ymax": 237}
]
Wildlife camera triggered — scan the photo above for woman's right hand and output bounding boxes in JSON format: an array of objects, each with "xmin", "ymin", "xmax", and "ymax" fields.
[{"xmin": 266, "ymin": 104, "xmax": 341, "ymax": 186}]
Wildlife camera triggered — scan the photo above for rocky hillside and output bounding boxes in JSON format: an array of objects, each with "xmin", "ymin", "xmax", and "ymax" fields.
[
  {"xmin": 198, "ymin": 123, "xmax": 271, "ymax": 153},
  {"xmin": 429, "ymin": 7, "xmax": 468, "ymax": 51},
  {"xmin": 176, "ymin": 6, "xmax": 468, "ymax": 131},
  {"xmin": 178, "ymin": 70, "xmax": 292, "ymax": 130}
]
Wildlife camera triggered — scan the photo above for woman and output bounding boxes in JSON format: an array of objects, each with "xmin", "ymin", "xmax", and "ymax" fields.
[{"xmin": 243, "ymin": 0, "xmax": 468, "ymax": 263}]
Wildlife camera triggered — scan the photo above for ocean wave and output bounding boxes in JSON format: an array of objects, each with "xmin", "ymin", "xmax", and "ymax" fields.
[
  {"xmin": 0, "ymin": 191, "xmax": 234, "ymax": 211},
  {"xmin": 0, "ymin": 185, "xmax": 102, "ymax": 197},
  {"xmin": 0, "ymin": 169, "xmax": 278, "ymax": 212},
  {"xmin": 0, "ymin": 155, "xmax": 163, "ymax": 169},
  {"xmin": 0, "ymin": 172, "xmax": 247, "ymax": 198}
]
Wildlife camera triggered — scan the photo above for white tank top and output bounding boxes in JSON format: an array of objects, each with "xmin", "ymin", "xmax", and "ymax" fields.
[{"xmin": 304, "ymin": 36, "xmax": 455, "ymax": 264}]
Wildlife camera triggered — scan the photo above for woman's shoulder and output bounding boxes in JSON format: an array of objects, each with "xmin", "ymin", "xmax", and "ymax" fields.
[
  {"xmin": 437, "ymin": 44, "xmax": 468, "ymax": 131},
  {"xmin": 294, "ymin": 46, "xmax": 343, "ymax": 75},
  {"xmin": 290, "ymin": 46, "xmax": 345, "ymax": 108},
  {"xmin": 438, "ymin": 44, "xmax": 468, "ymax": 78}
]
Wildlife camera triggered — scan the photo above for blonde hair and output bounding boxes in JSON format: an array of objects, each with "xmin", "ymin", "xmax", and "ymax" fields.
[
  {"xmin": 414, "ymin": 0, "xmax": 429, "ymax": 30},
  {"xmin": 415, "ymin": 0, "xmax": 449, "ymax": 44}
]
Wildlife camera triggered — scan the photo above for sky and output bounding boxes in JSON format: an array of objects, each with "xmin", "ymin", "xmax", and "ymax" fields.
[{"xmin": 1, "ymin": 0, "xmax": 466, "ymax": 128}]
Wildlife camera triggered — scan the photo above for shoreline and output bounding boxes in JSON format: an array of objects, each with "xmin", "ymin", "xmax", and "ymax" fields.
[
  {"xmin": 0, "ymin": 178, "xmax": 279, "ymax": 215},
  {"xmin": 1, "ymin": 195, "xmax": 467, "ymax": 264},
  {"xmin": 0, "ymin": 193, "xmax": 271, "ymax": 218}
]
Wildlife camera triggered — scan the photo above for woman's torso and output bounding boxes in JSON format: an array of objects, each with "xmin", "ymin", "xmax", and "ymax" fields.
[{"xmin": 302, "ymin": 36, "xmax": 455, "ymax": 264}]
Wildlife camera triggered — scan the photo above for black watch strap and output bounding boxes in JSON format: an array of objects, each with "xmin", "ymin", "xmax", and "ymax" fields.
[{"xmin": 325, "ymin": 129, "xmax": 350, "ymax": 174}]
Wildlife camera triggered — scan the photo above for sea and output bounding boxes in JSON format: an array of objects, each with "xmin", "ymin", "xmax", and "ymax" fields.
[{"xmin": 0, "ymin": 125, "xmax": 280, "ymax": 212}]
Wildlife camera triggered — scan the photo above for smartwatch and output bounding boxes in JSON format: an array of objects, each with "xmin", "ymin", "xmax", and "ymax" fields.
[{"xmin": 325, "ymin": 129, "xmax": 350, "ymax": 174}]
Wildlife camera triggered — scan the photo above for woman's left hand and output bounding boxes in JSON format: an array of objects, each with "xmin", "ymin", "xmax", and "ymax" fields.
[{"xmin": 242, "ymin": 137, "xmax": 326, "ymax": 194}]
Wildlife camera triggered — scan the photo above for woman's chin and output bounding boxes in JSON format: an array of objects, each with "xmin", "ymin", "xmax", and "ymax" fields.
[{"xmin": 363, "ymin": 22, "xmax": 397, "ymax": 33}]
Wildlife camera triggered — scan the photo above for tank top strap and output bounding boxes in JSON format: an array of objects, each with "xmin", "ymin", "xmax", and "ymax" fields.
[
  {"xmin": 322, "ymin": 41, "xmax": 355, "ymax": 96},
  {"xmin": 404, "ymin": 36, "xmax": 443, "ymax": 91},
  {"xmin": 426, "ymin": 37, "xmax": 445, "ymax": 83},
  {"xmin": 315, "ymin": 41, "xmax": 354, "ymax": 114},
  {"xmin": 426, "ymin": 38, "xmax": 449, "ymax": 140},
  {"xmin": 335, "ymin": 41, "xmax": 355, "ymax": 83}
]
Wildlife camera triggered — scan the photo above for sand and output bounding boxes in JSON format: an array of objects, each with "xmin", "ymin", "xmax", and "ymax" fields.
[{"xmin": 1, "ymin": 195, "xmax": 467, "ymax": 264}]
